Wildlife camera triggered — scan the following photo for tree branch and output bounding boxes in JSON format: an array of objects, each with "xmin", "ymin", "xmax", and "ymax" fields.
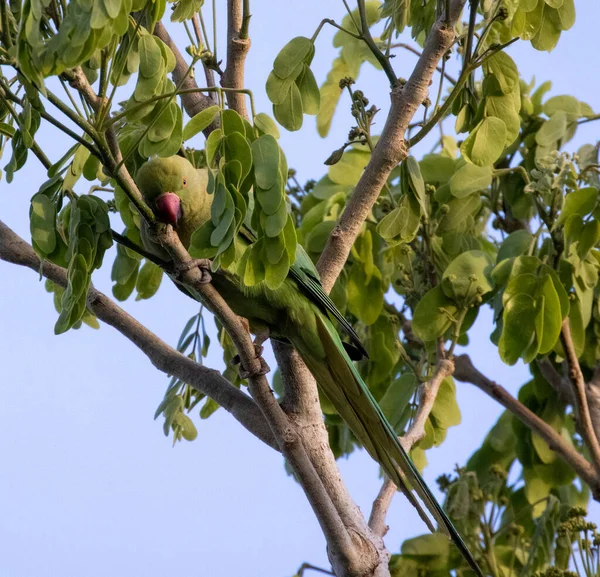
[
  {"xmin": 274, "ymin": 342, "xmax": 387, "ymax": 576},
  {"xmin": 0, "ymin": 220, "xmax": 277, "ymax": 450},
  {"xmin": 368, "ymin": 356, "xmax": 455, "ymax": 537},
  {"xmin": 222, "ymin": 0, "xmax": 251, "ymax": 118},
  {"xmin": 316, "ymin": 0, "xmax": 467, "ymax": 292},
  {"xmin": 587, "ymin": 365, "xmax": 600, "ymax": 444},
  {"xmin": 154, "ymin": 21, "xmax": 219, "ymax": 134},
  {"xmin": 560, "ymin": 319, "xmax": 600, "ymax": 478},
  {"xmin": 454, "ymin": 353, "xmax": 600, "ymax": 499}
]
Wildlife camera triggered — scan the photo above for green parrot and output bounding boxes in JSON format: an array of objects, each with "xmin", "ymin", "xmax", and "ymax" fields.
[{"xmin": 136, "ymin": 155, "xmax": 481, "ymax": 576}]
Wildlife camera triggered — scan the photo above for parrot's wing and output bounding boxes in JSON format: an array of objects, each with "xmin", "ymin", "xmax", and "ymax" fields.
[
  {"xmin": 238, "ymin": 225, "xmax": 367, "ymax": 358},
  {"xmin": 289, "ymin": 246, "xmax": 368, "ymax": 359}
]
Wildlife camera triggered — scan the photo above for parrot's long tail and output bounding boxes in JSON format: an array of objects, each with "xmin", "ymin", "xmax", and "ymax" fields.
[{"xmin": 292, "ymin": 312, "xmax": 482, "ymax": 577}]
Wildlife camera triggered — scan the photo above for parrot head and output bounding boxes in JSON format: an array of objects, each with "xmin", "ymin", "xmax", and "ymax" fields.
[{"xmin": 135, "ymin": 155, "xmax": 211, "ymax": 248}]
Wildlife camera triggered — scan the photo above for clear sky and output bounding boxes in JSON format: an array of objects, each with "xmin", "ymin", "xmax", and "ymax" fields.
[{"xmin": 1, "ymin": 2, "xmax": 599, "ymax": 576}]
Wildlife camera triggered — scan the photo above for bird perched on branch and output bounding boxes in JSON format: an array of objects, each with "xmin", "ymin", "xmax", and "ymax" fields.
[{"xmin": 135, "ymin": 155, "xmax": 481, "ymax": 577}]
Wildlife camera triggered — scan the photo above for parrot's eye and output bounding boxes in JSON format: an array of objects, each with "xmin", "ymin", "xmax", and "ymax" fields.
[{"xmin": 182, "ymin": 177, "xmax": 187, "ymax": 187}]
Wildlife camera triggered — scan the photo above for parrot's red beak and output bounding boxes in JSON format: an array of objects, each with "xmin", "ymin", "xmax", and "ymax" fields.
[{"xmin": 154, "ymin": 192, "xmax": 182, "ymax": 227}]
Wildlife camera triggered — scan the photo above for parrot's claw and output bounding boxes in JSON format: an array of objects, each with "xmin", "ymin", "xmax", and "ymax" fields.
[
  {"xmin": 231, "ymin": 343, "xmax": 264, "ymax": 366},
  {"xmin": 238, "ymin": 357, "xmax": 271, "ymax": 379},
  {"xmin": 174, "ymin": 259, "xmax": 212, "ymax": 283}
]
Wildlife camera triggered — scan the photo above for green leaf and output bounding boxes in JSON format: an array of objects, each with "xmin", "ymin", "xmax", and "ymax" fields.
[
  {"xmin": 484, "ymin": 51, "xmax": 519, "ymax": 94},
  {"xmin": 543, "ymin": 95, "xmax": 580, "ymax": 121},
  {"xmin": 412, "ymin": 285, "xmax": 458, "ymax": 342},
  {"xmin": 438, "ymin": 195, "xmax": 482, "ymax": 233},
  {"xmin": 30, "ymin": 193, "xmax": 57, "ymax": 255},
  {"xmin": 273, "ymin": 82, "xmax": 304, "ymax": 131},
  {"xmin": 556, "ymin": 187, "xmax": 598, "ymax": 226},
  {"xmin": 347, "ymin": 265, "xmax": 384, "ymax": 326},
  {"xmin": 138, "ymin": 35, "xmax": 162, "ymax": 78},
  {"xmin": 273, "ymin": 36, "xmax": 313, "ymax": 78},
  {"xmin": 498, "ymin": 230, "xmax": 534, "ymax": 261},
  {"xmin": 376, "ymin": 195, "xmax": 421, "ymax": 242},
  {"xmin": 485, "ymin": 93, "xmax": 521, "ymax": 145},
  {"xmin": 536, "ymin": 111, "xmax": 567, "ymax": 146},
  {"xmin": 441, "ymin": 250, "xmax": 493, "ymax": 302},
  {"xmin": 256, "ymin": 175, "xmax": 284, "ymax": 215},
  {"xmin": 499, "ymin": 293, "xmax": 537, "ymax": 365},
  {"xmin": 265, "ymin": 201, "xmax": 288, "ymax": 237},
  {"xmin": 252, "ymin": 134, "xmax": 280, "ymax": 189},
  {"xmin": 536, "ymin": 275, "xmax": 562, "ymax": 354},
  {"xmin": 265, "ymin": 70, "xmax": 295, "ymax": 105},
  {"xmin": 265, "ymin": 250, "xmax": 290, "ymax": 290},
  {"xmin": 461, "ymin": 117, "xmax": 507, "ymax": 166},
  {"xmin": 532, "ymin": 5, "xmax": 561, "ymax": 51},
  {"xmin": 419, "ymin": 155, "xmax": 456, "ymax": 183},
  {"xmin": 224, "ymin": 132, "xmax": 253, "ymax": 182},
  {"xmin": 449, "ymin": 163, "xmax": 492, "ymax": 198},
  {"xmin": 578, "ymin": 219, "xmax": 600, "ymax": 257},
  {"xmin": 380, "ymin": 374, "xmax": 417, "ymax": 433},
  {"xmin": 182, "ymin": 105, "xmax": 220, "ymax": 141},
  {"xmin": 296, "ymin": 65, "xmax": 320, "ymax": 115},
  {"xmin": 253, "ymin": 112, "xmax": 280, "ymax": 139},
  {"xmin": 405, "ymin": 156, "xmax": 426, "ymax": 214},
  {"xmin": 328, "ymin": 149, "xmax": 370, "ymax": 186},
  {"xmin": 205, "ymin": 128, "xmax": 223, "ymax": 167},
  {"xmin": 135, "ymin": 260, "xmax": 163, "ymax": 300},
  {"xmin": 430, "ymin": 377, "xmax": 461, "ymax": 429}
]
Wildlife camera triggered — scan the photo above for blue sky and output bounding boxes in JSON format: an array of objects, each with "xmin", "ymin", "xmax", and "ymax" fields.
[{"xmin": 1, "ymin": 2, "xmax": 599, "ymax": 576}]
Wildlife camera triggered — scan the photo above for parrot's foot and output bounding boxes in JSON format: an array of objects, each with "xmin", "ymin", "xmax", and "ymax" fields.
[
  {"xmin": 175, "ymin": 259, "xmax": 212, "ymax": 283},
  {"xmin": 238, "ymin": 357, "xmax": 271, "ymax": 379},
  {"xmin": 231, "ymin": 343, "xmax": 264, "ymax": 367}
]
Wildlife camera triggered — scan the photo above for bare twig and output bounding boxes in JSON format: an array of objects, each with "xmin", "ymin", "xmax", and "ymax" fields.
[
  {"xmin": 391, "ymin": 42, "xmax": 457, "ymax": 84},
  {"xmin": 222, "ymin": 0, "xmax": 251, "ymax": 118},
  {"xmin": 454, "ymin": 353, "xmax": 600, "ymax": 499},
  {"xmin": 296, "ymin": 562, "xmax": 334, "ymax": 576},
  {"xmin": 317, "ymin": 0, "xmax": 468, "ymax": 292},
  {"xmin": 0, "ymin": 220, "xmax": 277, "ymax": 449},
  {"xmin": 368, "ymin": 356, "xmax": 455, "ymax": 536},
  {"xmin": 560, "ymin": 319, "xmax": 600, "ymax": 477}
]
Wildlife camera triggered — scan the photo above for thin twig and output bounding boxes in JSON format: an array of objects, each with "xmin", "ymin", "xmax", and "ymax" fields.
[
  {"xmin": 391, "ymin": 42, "xmax": 457, "ymax": 84},
  {"xmin": 368, "ymin": 355, "xmax": 455, "ymax": 536},
  {"xmin": 560, "ymin": 319, "xmax": 600, "ymax": 478}
]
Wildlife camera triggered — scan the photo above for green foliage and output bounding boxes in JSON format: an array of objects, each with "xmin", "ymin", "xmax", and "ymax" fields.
[
  {"xmin": 187, "ymin": 108, "xmax": 297, "ymax": 287},
  {"xmin": 266, "ymin": 36, "xmax": 320, "ymax": 131},
  {"xmin": 6, "ymin": 0, "xmax": 600, "ymax": 574},
  {"xmin": 50, "ymin": 194, "xmax": 112, "ymax": 334}
]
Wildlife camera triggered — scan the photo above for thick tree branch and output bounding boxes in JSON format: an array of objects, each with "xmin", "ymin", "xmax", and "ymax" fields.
[
  {"xmin": 454, "ymin": 353, "xmax": 600, "ymax": 499},
  {"xmin": 0, "ymin": 220, "xmax": 277, "ymax": 449},
  {"xmin": 274, "ymin": 342, "xmax": 386, "ymax": 576},
  {"xmin": 560, "ymin": 319, "xmax": 600, "ymax": 477},
  {"xmin": 317, "ymin": 0, "xmax": 467, "ymax": 292},
  {"xmin": 222, "ymin": 0, "xmax": 251, "ymax": 118}
]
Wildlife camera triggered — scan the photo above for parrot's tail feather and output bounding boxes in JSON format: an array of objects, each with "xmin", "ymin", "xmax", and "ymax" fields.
[{"xmin": 292, "ymin": 313, "xmax": 483, "ymax": 577}]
